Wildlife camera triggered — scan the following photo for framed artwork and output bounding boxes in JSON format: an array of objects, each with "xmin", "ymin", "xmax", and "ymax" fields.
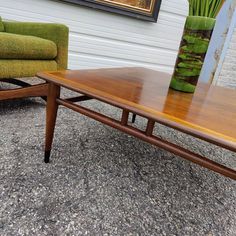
[{"xmin": 60, "ymin": 0, "xmax": 162, "ymax": 22}]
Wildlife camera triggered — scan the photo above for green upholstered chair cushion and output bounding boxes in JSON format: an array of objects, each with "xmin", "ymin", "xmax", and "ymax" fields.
[
  {"xmin": 0, "ymin": 17, "xmax": 4, "ymax": 32},
  {"xmin": 0, "ymin": 59, "xmax": 57, "ymax": 78},
  {"xmin": 0, "ymin": 32, "xmax": 57, "ymax": 59}
]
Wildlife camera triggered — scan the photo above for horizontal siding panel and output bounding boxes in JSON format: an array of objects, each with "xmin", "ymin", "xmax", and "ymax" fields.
[
  {"xmin": 0, "ymin": 0, "xmax": 188, "ymax": 72},
  {"xmin": 0, "ymin": 6, "xmax": 185, "ymax": 43},
  {"xmin": 69, "ymin": 34, "xmax": 177, "ymax": 65},
  {"xmin": 69, "ymin": 54, "xmax": 172, "ymax": 72}
]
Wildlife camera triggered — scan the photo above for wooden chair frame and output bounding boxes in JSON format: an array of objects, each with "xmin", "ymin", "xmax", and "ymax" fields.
[{"xmin": 0, "ymin": 78, "xmax": 48, "ymax": 101}]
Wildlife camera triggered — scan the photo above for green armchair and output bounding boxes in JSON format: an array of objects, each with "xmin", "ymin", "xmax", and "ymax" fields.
[{"xmin": 0, "ymin": 16, "xmax": 69, "ymax": 101}]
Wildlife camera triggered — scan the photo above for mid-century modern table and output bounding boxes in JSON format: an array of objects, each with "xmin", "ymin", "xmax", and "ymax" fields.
[{"xmin": 37, "ymin": 67, "xmax": 236, "ymax": 180}]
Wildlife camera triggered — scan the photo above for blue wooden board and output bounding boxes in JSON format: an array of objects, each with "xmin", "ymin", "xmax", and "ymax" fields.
[{"xmin": 200, "ymin": 0, "xmax": 236, "ymax": 83}]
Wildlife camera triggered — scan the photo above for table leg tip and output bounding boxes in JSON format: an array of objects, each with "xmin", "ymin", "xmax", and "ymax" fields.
[
  {"xmin": 132, "ymin": 114, "xmax": 136, "ymax": 123},
  {"xmin": 44, "ymin": 150, "xmax": 51, "ymax": 163}
]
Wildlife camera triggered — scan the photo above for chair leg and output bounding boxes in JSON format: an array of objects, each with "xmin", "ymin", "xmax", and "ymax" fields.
[
  {"xmin": 0, "ymin": 78, "xmax": 48, "ymax": 101},
  {"xmin": 0, "ymin": 78, "xmax": 31, "ymax": 87},
  {"xmin": 0, "ymin": 83, "xmax": 48, "ymax": 101}
]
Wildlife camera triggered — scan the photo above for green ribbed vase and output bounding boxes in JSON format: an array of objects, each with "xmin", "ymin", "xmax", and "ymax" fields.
[{"xmin": 170, "ymin": 16, "xmax": 216, "ymax": 93}]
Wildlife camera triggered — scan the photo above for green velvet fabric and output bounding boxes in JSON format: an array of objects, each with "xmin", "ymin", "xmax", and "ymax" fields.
[
  {"xmin": 0, "ymin": 17, "xmax": 4, "ymax": 32},
  {"xmin": 0, "ymin": 32, "xmax": 57, "ymax": 59},
  {"xmin": 3, "ymin": 21, "xmax": 69, "ymax": 70},
  {"xmin": 0, "ymin": 60, "xmax": 57, "ymax": 79},
  {"xmin": 0, "ymin": 20, "xmax": 68, "ymax": 80}
]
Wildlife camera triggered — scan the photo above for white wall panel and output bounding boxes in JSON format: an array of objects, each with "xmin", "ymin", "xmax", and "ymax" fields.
[{"xmin": 0, "ymin": 0, "xmax": 188, "ymax": 73}]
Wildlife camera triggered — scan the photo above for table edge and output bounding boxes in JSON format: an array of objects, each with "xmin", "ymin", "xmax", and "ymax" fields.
[{"xmin": 37, "ymin": 71, "xmax": 236, "ymax": 152}]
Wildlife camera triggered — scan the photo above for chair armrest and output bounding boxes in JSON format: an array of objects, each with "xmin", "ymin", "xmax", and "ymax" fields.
[{"xmin": 3, "ymin": 21, "xmax": 69, "ymax": 69}]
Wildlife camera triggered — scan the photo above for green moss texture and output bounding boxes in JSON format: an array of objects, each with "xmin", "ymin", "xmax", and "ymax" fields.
[{"xmin": 170, "ymin": 16, "xmax": 215, "ymax": 93}]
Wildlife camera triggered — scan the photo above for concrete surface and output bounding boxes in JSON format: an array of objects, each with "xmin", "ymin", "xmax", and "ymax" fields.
[{"xmin": 0, "ymin": 84, "xmax": 236, "ymax": 236}]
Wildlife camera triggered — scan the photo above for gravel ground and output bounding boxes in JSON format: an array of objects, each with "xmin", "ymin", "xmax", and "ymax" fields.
[{"xmin": 0, "ymin": 80, "xmax": 236, "ymax": 236}]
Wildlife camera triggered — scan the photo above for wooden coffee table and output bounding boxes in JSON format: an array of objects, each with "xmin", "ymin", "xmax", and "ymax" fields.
[{"xmin": 37, "ymin": 67, "xmax": 236, "ymax": 180}]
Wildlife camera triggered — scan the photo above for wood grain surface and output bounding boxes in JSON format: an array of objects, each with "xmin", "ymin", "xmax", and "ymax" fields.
[{"xmin": 37, "ymin": 67, "xmax": 236, "ymax": 151}]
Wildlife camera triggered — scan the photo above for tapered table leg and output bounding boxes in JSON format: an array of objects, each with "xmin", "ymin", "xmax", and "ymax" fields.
[{"xmin": 44, "ymin": 83, "xmax": 60, "ymax": 163}]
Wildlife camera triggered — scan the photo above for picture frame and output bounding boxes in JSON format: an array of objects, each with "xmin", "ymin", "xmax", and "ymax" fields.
[{"xmin": 59, "ymin": 0, "xmax": 162, "ymax": 22}]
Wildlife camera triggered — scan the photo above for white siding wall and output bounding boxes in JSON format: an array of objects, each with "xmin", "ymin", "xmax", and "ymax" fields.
[
  {"xmin": 216, "ymin": 28, "xmax": 236, "ymax": 89},
  {"xmin": 0, "ymin": 0, "xmax": 188, "ymax": 73}
]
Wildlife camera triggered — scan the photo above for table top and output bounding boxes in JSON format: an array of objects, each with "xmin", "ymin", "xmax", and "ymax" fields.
[{"xmin": 37, "ymin": 67, "xmax": 236, "ymax": 151}]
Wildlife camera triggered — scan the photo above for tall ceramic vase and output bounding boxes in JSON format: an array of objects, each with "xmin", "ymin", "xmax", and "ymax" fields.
[{"xmin": 170, "ymin": 16, "xmax": 216, "ymax": 93}]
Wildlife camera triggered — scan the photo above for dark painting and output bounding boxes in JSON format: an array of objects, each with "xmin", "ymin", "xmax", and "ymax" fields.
[{"xmin": 60, "ymin": 0, "xmax": 162, "ymax": 22}]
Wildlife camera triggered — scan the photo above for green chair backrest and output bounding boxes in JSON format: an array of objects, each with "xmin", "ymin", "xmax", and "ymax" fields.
[{"xmin": 0, "ymin": 17, "xmax": 5, "ymax": 32}]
